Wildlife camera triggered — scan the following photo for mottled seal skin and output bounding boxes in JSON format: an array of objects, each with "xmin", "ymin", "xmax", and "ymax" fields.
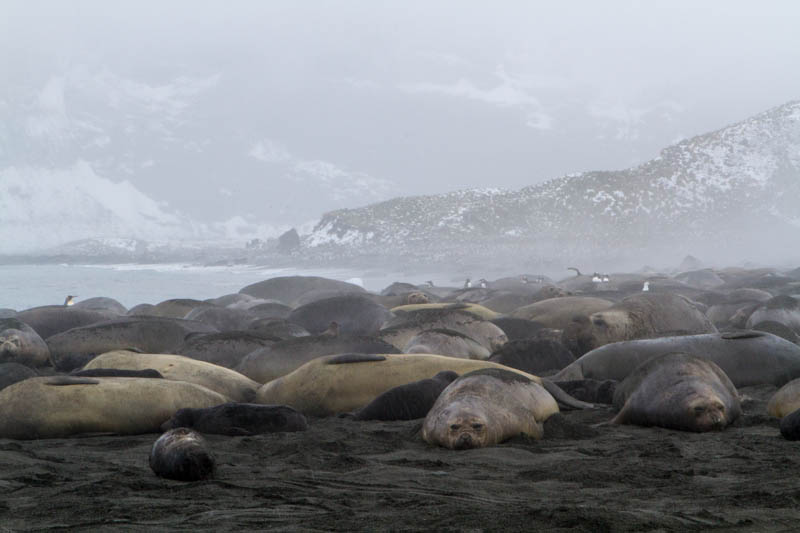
[
  {"xmin": 561, "ymin": 293, "xmax": 716, "ymax": 357},
  {"xmin": 0, "ymin": 318, "xmax": 51, "ymax": 367},
  {"xmin": 403, "ymin": 329, "xmax": 491, "ymax": 360},
  {"xmin": 380, "ymin": 308, "xmax": 507, "ymax": 353},
  {"xmin": 779, "ymin": 408, "xmax": 800, "ymax": 440},
  {"xmin": 422, "ymin": 368, "xmax": 559, "ymax": 449},
  {"xmin": 510, "ymin": 296, "xmax": 614, "ymax": 331},
  {"xmin": 552, "ymin": 331, "xmax": 800, "ymax": 388},
  {"xmin": 353, "ymin": 371, "xmax": 459, "ymax": 421},
  {"xmin": 160, "ymin": 402, "xmax": 307, "ymax": 436},
  {"xmin": 149, "ymin": 428, "xmax": 215, "ymax": 481},
  {"xmin": 173, "ymin": 332, "xmax": 277, "ymax": 369},
  {"xmin": 612, "ymin": 352, "xmax": 741, "ymax": 432}
]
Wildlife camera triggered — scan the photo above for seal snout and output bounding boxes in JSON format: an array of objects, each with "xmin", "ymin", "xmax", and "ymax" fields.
[{"xmin": 454, "ymin": 433, "xmax": 475, "ymax": 450}]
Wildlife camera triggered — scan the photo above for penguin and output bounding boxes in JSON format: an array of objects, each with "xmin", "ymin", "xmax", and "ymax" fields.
[
  {"xmin": 64, "ymin": 295, "xmax": 77, "ymax": 307},
  {"xmin": 464, "ymin": 278, "xmax": 472, "ymax": 289},
  {"xmin": 642, "ymin": 281, "xmax": 650, "ymax": 292}
]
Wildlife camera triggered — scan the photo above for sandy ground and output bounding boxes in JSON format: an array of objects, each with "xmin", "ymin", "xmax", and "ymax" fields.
[{"xmin": 1, "ymin": 384, "xmax": 799, "ymax": 532}]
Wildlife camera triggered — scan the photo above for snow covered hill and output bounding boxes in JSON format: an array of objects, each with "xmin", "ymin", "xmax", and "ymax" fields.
[{"xmin": 304, "ymin": 101, "xmax": 800, "ymax": 266}]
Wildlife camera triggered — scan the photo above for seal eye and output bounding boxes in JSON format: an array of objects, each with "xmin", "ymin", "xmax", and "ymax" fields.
[
  {"xmin": 471, "ymin": 423, "xmax": 483, "ymax": 430},
  {"xmin": 592, "ymin": 318, "xmax": 606, "ymax": 327},
  {"xmin": 450, "ymin": 424, "xmax": 461, "ymax": 431},
  {"xmin": 694, "ymin": 406, "xmax": 706, "ymax": 415}
]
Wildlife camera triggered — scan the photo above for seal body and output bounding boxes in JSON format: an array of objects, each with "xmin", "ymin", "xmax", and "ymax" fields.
[
  {"xmin": 612, "ymin": 352, "xmax": 741, "ymax": 432},
  {"xmin": 0, "ymin": 318, "xmax": 50, "ymax": 367},
  {"xmin": 0, "ymin": 376, "xmax": 227, "ymax": 439},
  {"xmin": 83, "ymin": 351, "xmax": 260, "ymax": 403},
  {"xmin": 160, "ymin": 402, "xmax": 307, "ymax": 435},
  {"xmin": 353, "ymin": 371, "xmax": 459, "ymax": 421},
  {"xmin": 150, "ymin": 428, "xmax": 215, "ymax": 481},
  {"xmin": 403, "ymin": 329, "xmax": 491, "ymax": 360},
  {"xmin": 553, "ymin": 331, "xmax": 800, "ymax": 387},
  {"xmin": 287, "ymin": 294, "xmax": 392, "ymax": 336},
  {"xmin": 767, "ymin": 378, "xmax": 800, "ymax": 418},
  {"xmin": 422, "ymin": 368, "xmax": 559, "ymax": 449}
]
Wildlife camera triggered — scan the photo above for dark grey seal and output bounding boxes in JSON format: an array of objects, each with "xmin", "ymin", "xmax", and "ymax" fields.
[
  {"xmin": 149, "ymin": 428, "xmax": 215, "ymax": 481},
  {"xmin": 352, "ymin": 371, "xmax": 458, "ymax": 421},
  {"xmin": 160, "ymin": 402, "xmax": 307, "ymax": 436}
]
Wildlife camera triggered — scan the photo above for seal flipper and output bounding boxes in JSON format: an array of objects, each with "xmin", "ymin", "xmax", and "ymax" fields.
[
  {"xmin": 45, "ymin": 376, "xmax": 100, "ymax": 386},
  {"xmin": 540, "ymin": 378, "xmax": 595, "ymax": 410}
]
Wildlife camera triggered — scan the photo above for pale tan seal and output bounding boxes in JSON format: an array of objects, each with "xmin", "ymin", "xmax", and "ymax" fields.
[
  {"xmin": 0, "ymin": 376, "xmax": 227, "ymax": 439},
  {"xmin": 83, "ymin": 350, "xmax": 260, "ymax": 402},
  {"xmin": 421, "ymin": 368, "xmax": 559, "ymax": 449}
]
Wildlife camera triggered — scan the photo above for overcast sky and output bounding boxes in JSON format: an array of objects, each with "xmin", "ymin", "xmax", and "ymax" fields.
[{"xmin": 2, "ymin": 0, "xmax": 799, "ymax": 233}]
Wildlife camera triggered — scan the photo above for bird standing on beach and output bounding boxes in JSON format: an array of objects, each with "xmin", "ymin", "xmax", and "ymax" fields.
[{"xmin": 64, "ymin": 295, "xmax": 77, "ymax": 307}]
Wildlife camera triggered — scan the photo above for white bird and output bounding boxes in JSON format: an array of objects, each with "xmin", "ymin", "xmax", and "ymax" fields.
[
  {"xmin": 64, "ymin": 295, "xmax": 77, "ymax": 306},
  {"xmin": 642, "ymin": 281, "xmax": 650, "ymax": 292}
]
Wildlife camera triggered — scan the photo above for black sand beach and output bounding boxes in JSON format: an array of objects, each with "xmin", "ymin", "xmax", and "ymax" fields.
[{"xmin": 1, "ymin": 384, "xmax": 797, "ymax": 532}]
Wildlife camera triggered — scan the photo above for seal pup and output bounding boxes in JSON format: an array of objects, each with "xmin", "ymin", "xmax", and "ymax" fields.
[
  {"xmin": 161, "ymin": 402, "xmax": 307, "ymax": 435},
  {"xmin": 422, "ymin": 368, "xmax": 559, "ymax": 449},
  {"xmin": 612, "ymin": 352, "xmax": 741, "ymax": 432},
  {"xmin": 150, "ymin": 428, "xmax": 215, "ymax": 481},
  {"xmin": 0, "ymin": 318, "xmax": 51, "ymax": 367},
  {"xmin": 353, "ymin": 371, "xmax": 459, "ymax": 421}
]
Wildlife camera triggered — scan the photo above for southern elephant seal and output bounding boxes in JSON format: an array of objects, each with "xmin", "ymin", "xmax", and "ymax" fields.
[
  {"xmin": 172, "ymin": 332, "xmax": 278, "ymax": 369},
  {"xmin": 239, "ymin": 276, "xmax": 365, "ymax": 305},
  {"xmin": 150, "ymin": 428, "xmax": 215, "ymax": 481},
  {"xmin": 0, "ymin": 362, "xmax": 37, "ymax": 392},
  {"xmin": 489, "ymin": 338, "xmax": 575, "ymax": 376},
  {"xmin": 779, "ymin": 408, "xmax": 800, "ymax": 440},
  {"xmin": 766, "ymin": 378, "xmax": 800, "ymax": 418},
  {"xmin": 391, "ymin": 303, "xmax": 499, "ymax": 321},
  {"xmin": 83, "ymin": 351, "xmax": 260, "ymax": 402},
  {"xmin": 612, "ymin": 352, "xmax": 741, "ymax": 432},
  {"xmin": 236, "ymin": 333, "xmax": 400, "ymax": 383},
  {"xmin": 352, "ymin": 371, "xmax": 459, "ymax": 421},
  {"xmin": 46, "ymin": 317, "xmax": 218, "ymax": 372},
  {"xmin": 255, "ymin": 353, "xmax": 590, "ymax": 417},
  {"xmin": 145, "ymin": 298, "xmax": 215, "ymax": 319},
  {"xmin": 15, "ymin": 306, "xmax": 117, "ymax": 339},
  {"xmin": 489, "ymin": 317, "xmax": 548, "ymax": 341},
  {"xmin": 160, "ymin": 402, "xmax": 307, "ymax": 436},
  {"xmin": 422, "ymin": 368, "xmax": 559, "ymax": 449},
  {"xmin": 561, "ymin": 292, "xmax": 716, "ymax": 357},
  {"xmin": 380, "ymin": 308, "xmax": 507, "ymax": 353},
  {"xmin": 0, "ymin": 376, "xmax": 227, "ymax": 439},
  {"xmin": 403, "ymin": 329, "xmax": 491, "ymax": 360},
  {"xmin": 184, "ymin": 306, "xmax": 257, "ymax": 333},
  {"xmin": 510, "ymin": 297, "xmax": 614, "ymax": 330},
  {"xmin": 746, "ymin": 295, "xmax": 800, "ymax": 334},
  {"xmin": 553, "ymin": 331, "xmax": 800, "ymax": 387},
  {"xmin": 73, "ymin": 297, "xmax": 128, "ymax": 315},
  {"xmin": 287, "ymin": 294, "xmax": 392, "ymax": 336},
  {"xmin": 0, "ymin": 318, "xmax": 50, "ymax": 367}
]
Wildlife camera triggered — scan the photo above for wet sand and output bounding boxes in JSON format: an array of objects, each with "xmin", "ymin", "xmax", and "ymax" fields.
[{"xmin": 0, "ymin": 384, "xmax": 798, "ymax": 532}]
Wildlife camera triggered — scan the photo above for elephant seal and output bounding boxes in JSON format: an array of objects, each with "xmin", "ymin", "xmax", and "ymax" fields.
[
  {"xmin": 0, "ymin": 318, "xmax": 51, "ymax": 367},
  {"xmin": 352, "ymin": 371, "xmax": 459, "ymax": 421},
  {"xmin": 0, "ymin": 309, "xmax": 17, "ymax": 319},
  {"xmin": 380, "ymin": 308, "xmax": 507, "ymax": 353},
  {"xmin": 239, "ymin": 276, "xmax": 365, "ymax": 305},
  {"xmin": 779, "ymin": 408, "xmax": 800, "ymax": 440},
  {"xmin": 612, "ymin": 352, "xmax": 741, "ymax": 432},
  {"xmin": 510, "ymin": 297, "xmax": 614, "ymax": 330},
  {"xmin": 746, "ymin": 295, "xmax": 800, "ymax": 334},
  {"xmin": 674, "ymin": 269, "xmax": 725, "ymax": 290},
  {"xmin": 751, "ymin": 321, "xmax": 800, "ymax": 345},
  {"xmin": 766, "ymin": 378, "xmax": 800, "ymax": 418},
  {"xmin": 149, "ymin": 428, "xmax": 215, "ymax": 481},
  {"xmin": 287, "ymin": 294, "xmax": 392, "ymax": 336},
  {"xmin": 236, "ymin": 332, "xmax": 400, "ymax": 383},
  {"xmin": 489, "ymin": 317, "xmax": 547, "ymax": 341},
  {"xmin": 160, "ymin": 402, "xmax": 307, "ymax": 435},
  {"xmin": 84, "ymin": 351, "xmax": 260, "ymax": 402},
  {"xmin": 488, "ymin": 338, "xmax": 575, "ymax": 375},
  {"xmin": 422, "ymin": 368, "xmax": 559, "ymax": 449},
  {"xmin": 0, "ymin": 362, "xmax": 37, "ymax": 392},
  {"xmin": 184, "ymin": 306, "xmax": 257, "ymax": 333},
  {"xmin": 72, "ymin": 368, "xmax": 164, "ymax": 379},
  {"xmin": 391, "ymin": 303, "xmax": 499, "ymax": 321},
  {"xmin": 146, "ymin": 298, "xmax": 215, "ymax": 319},
  {"xmin": 46, "ymin": 317, "xmax": 218, "ymax": 372},
  {"xmin": 403, "ymin": 329, "xmax": 491, "ymax": 360},
  {"xmin": 73, "ymin": 297, "xmax": 127, "ymax": 315},
  {"xmin": 173, "ymin": 332, "xmax": 278, "ymax": 369},
  {"xmin": 553, "ymin": 331, "xmax": 800, "ymax": 388},
  {"xmin": 0, "ymin": 376, "xmax": 227, "ymax": 439},
  {"xmin": 15, "ymin": 306, "xmax": 117, "ymax": 339},
  {"xmin": 256, "ymin": 353, "xmax": 590, "ymax": 417},
  {"xmin": 561, "ymin": 293, "xmax": 716, "ymax": 357}
]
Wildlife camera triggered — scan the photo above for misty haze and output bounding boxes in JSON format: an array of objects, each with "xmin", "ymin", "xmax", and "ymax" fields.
[{"xmin": 2, "ymin": 1, "xmax": 800, "ymax": 531}]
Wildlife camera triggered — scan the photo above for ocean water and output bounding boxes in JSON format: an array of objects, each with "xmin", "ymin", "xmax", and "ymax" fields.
[{"xmin": 0, "ymin": 263, "xmax": 451, "ymax": 311}]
